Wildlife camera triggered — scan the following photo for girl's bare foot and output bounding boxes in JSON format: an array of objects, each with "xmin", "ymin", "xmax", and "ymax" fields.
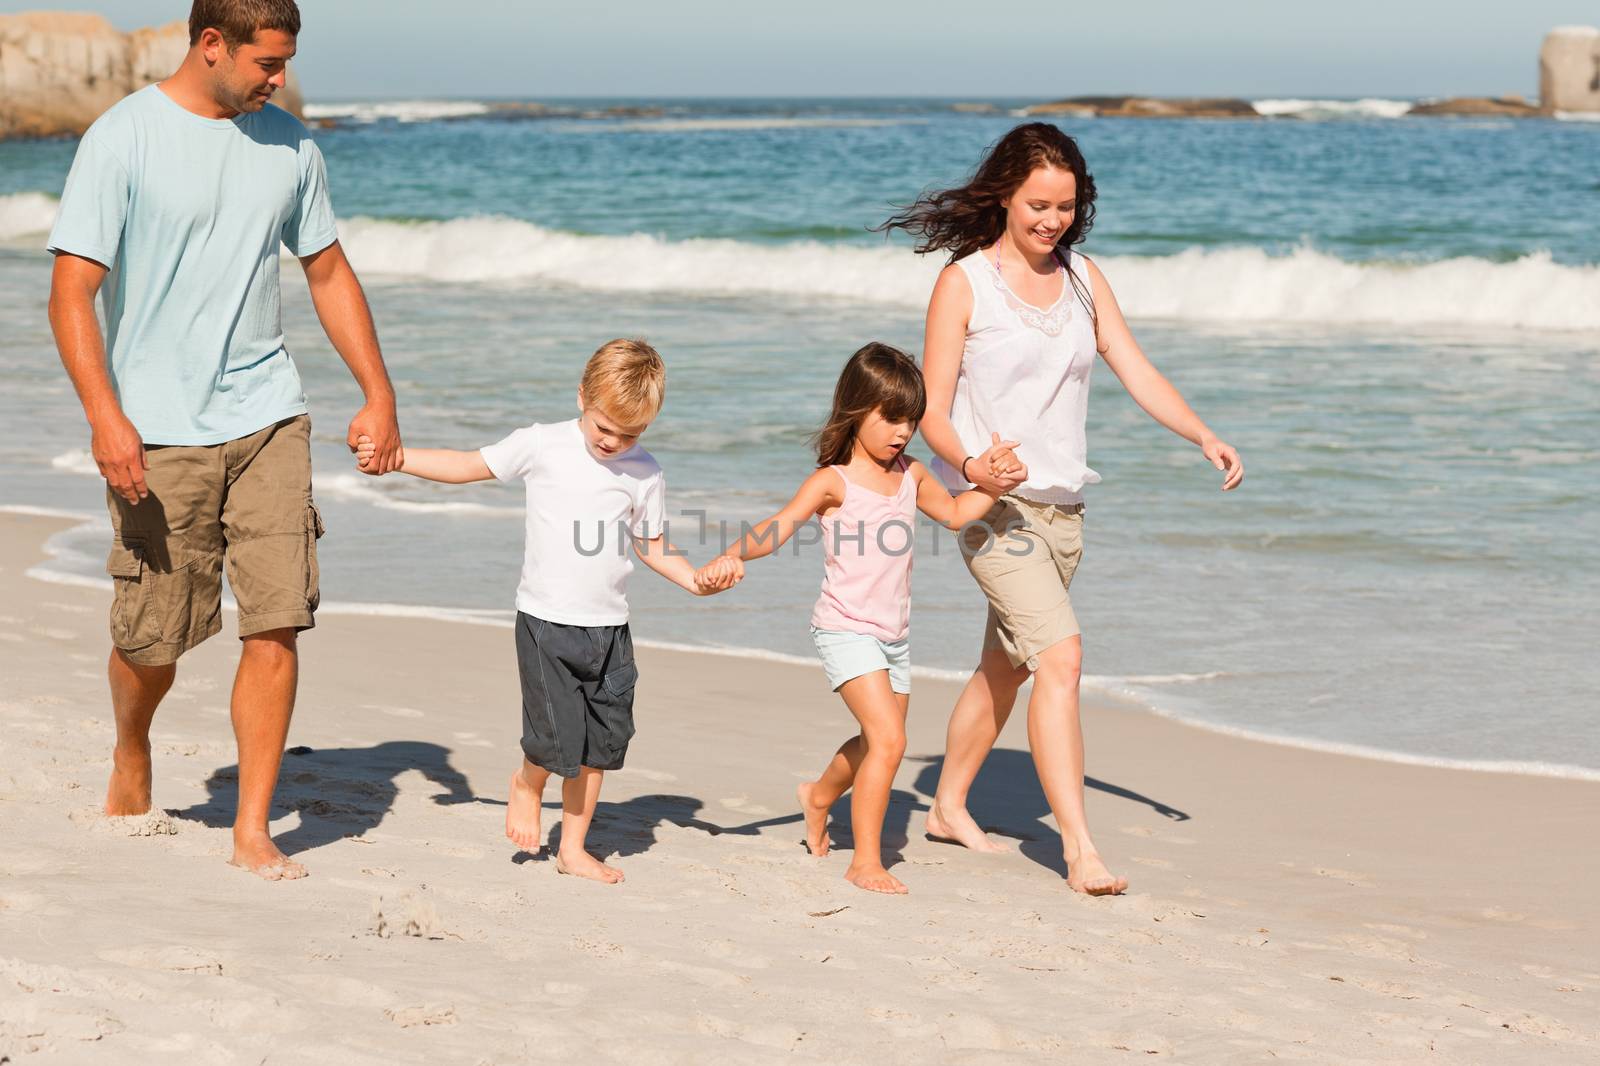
[
  {"xmin": 796, "ymin": 781, "xmax": 831, "ymax": 856},
  {"xmin": 505, "ymin": 771, "xmax": 543, "ymax": 851},
  {"xmin": 555, "ymin": 849, "xmax": 624, "ymax": 884},
  {"xmin": 924, "ymin": 800, "xmax": 1009, "ymax": 853},
  {"xmin": 229, "ymin": 832, "xmax": 307, "ymax": 881},
  {"xmin": 1066, "ymin": 851, "xmax": 1128, "ymax": 896},
  {"xmin": 845, "ymin": 862, "xmax": 908, "ymax": 894}
]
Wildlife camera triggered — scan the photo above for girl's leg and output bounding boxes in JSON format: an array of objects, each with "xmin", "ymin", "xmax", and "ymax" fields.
[
  {"xmin": 812, "ymin": 670, "xmax": 909, "ymax": 893},
  {"xmin": 926, "ymin": 646, "xmax": 1029, "ymax": 851},
  {"xmin": 1027, "ymin": 635, "xmax": 1126, "ymax": 895},
  {"xmin": 554, "ymin": 767, "xmax": 624, "ymax": 884},
  {"xmin": 797, "ymin": 736, "xmax": 859, "ymax": 857}
]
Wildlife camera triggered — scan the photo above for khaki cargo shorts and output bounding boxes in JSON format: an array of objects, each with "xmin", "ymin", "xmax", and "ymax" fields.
[
  {"xmin": 105, "ymin": 415, "xmax": 324, "ymax": 666},
  {"xmin": 960, "ymin": 494, "xmax": 1085, "ymax": 672}
]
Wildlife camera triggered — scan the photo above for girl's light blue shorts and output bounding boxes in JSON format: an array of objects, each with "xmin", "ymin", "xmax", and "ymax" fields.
[{"xmin": 810, "ymin": 626, "xmax": 911, "ymax": 695}]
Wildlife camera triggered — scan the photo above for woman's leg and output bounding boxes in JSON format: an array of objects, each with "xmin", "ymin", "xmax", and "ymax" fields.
[
  {"xmin": 926, "ymin": 646, "xmax": 1029, "ymax": 851},
  {"xmin": 1027, "ymin": 635, "xmax": 1126, "ymax": 895},
  {"xmin": 801, "ymin": 670, "xmax": 910, "ymax": 893}
]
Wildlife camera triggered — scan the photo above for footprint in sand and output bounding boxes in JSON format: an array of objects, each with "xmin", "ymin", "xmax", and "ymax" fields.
[
  {"xmin": 67, "ymin": 808, "xmax": 179, "ymax": 837},
  {"xmin": 384, "ymin": 1005, "xmax": 458, "ymax": 1028},
  {"xmin": 98, "ymin": 945, "xmax": 225, "ymax": 975}
]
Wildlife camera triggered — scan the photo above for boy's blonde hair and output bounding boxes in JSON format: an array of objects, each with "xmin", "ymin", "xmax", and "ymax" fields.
[{"xmin": 580, "ymin": 339, "xmax": 666, "ymax": 426}]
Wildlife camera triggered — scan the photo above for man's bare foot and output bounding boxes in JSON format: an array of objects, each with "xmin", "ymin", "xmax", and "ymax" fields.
[
  {"xmin": 796, "ymin": 781, "xmax": 831, "ymax": 856},
  {"xmin": 845, "ymin": 862, "xmax": 908, "ymax": 894},
  {"xmin": 554, "ymin": 849, "xmax": 624, "ymax": 884},
  {"xmin": 505, "ymin": 771, "xmax": 544, "ymax": 852},
  {"xmin": 229, "ymin": 832, "xmax": 307, "ymax": 881},
  {"xmin": 924, "ymin": 800, "xmax": 1009, "ymax": 853},
  {"xmin": 1066, "ymin": 851, "xmax": 1128, "ymax": 896},
  {"xmin": 104, "ymin": 746, "xmax": 153, "ymax": 816}
]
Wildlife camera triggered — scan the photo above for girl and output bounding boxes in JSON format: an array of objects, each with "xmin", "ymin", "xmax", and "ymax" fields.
[
  {"xmin": 881, "ymin": 122, "xmax": 1244, "ymax": 896},
  {"xmin": 698, "ymin": 343, "xmax": 1024, "ymax": 894}
]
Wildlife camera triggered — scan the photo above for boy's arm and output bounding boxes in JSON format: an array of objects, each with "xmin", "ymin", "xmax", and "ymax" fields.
[
  {"xmin": 634, "ymin": 535, "xmax": 717, "ymax": 595},
  {"xmin": 721, "ymin": 469, "xmax": 840, "ymax": 562},
  {"xmin": 358, "ymin": 437, "xmax": 495, "ymax": 483},
  {"xmin": 911, "ymin": 458, "xmax": 1025, "ymax": 530}
]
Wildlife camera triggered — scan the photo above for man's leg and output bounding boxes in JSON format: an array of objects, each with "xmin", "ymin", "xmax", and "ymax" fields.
[
  {"xmin": 105, "ymin": 649, "xmax": 175, "ymax": 815},
  {"xmin": 228, "ymin": 627, "xmax": 305, "ymax": 879}
]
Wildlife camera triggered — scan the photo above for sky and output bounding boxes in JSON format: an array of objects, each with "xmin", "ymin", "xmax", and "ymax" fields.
[{"xmin": 3, "ymin": 1, "xmax": 1595, "ymax": 99}]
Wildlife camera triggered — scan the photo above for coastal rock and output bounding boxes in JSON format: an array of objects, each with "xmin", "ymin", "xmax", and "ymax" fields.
[
  {"xmin": 1539, "ymin": 26, "xmax": 1600, "ymax": 114},
  {"xmin": 1406, "ymin": 96, "xmax": 1541, "ymax": 118},
  {"xmin": 0, "ymin": 11, "xmax": 304, "ymax": 141},
  {"xmin": 1025, "ymin": 96, "xmax": 1259, "ymax": 119}
]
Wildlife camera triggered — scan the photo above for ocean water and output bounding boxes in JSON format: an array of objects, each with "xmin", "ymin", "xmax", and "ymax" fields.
[{"xmin": 2, "ymin": 97, "xmax": 1597, "ymax": 777}]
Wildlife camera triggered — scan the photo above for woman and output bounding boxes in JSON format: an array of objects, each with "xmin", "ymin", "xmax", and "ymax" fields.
[{"xmin": 882, "ymin": 123, "xmax": 1243, "ymax": 895}]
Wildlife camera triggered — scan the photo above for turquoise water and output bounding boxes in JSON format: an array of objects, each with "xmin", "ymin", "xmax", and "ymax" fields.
[{"xmin": 3, "ymin": 99, "xmax": 1597, "ymax": 774}]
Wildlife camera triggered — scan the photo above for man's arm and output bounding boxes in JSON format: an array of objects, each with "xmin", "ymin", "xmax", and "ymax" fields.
[
  {"xmin": 299, "ymin": 241, "xmax": 404, "ymax": 474},
  {"xmin": 48, "ymin": 253, "xmax": 148, "ymax": 504}
]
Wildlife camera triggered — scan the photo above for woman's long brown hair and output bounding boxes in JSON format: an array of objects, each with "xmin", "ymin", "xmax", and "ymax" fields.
[
  {"xmin": 813, "ymin": 343, "xmax": 926, "ymax": 468},
  {"xmin": 878, "ymin": 122, "xmax": 1099, "ymax": 327}
]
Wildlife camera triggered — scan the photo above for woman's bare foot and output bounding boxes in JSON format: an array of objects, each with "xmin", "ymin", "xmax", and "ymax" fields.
[
  {"xmin": 505, "ymin": 771, "xmax": 544, "ymax": 852},
  {"xmin": 104, "ymin": 746, "xmax": 153, "ymax": 816},
  {"xmin": 554, "ymin": 849, "xmax": 624, "ymax": 884},
  {"xmin": 229, "ymin": 831, "xmax": 307, "ymax": 881},
  {"xmin": 845, "ymin": 862, "xmax": 908, "ymax": 894},
  {"xmin": 924, "ymin": 800, "xmax": 1009, "ymax": 853},
  {"xmin": 1066, "ymin": 851, "xmax": 1128, "ymax": 896},
  {"xmin": 796, "ymin": 781, "xmax": 831, "ymax": 856}
]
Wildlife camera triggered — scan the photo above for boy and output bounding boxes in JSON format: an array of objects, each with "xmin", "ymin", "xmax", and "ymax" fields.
[{"xmin": 357, "ymin": 339, "xmax": 729, "ymax": 883}]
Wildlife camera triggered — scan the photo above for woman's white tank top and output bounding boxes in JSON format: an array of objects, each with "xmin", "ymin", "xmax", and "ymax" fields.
[{"xmin": 931, "ymin": 248, "xmax": 1102, "ymax": 505}]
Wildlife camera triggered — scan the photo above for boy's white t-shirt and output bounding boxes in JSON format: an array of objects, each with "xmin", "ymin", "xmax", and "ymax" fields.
[{"xmin": 480, "ymin": 419, "xmax": 665, "ymax": 626}]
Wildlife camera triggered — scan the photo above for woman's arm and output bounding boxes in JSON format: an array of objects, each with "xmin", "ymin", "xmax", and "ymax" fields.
[
  {"xmin": 910, "ymin": 459, "xmax": 1022, "ymax": 530},
  {"xmin": 1086, "ymin": 258, "xmax": 1245, "ymax": 490},
  {"xmin": 721, "ymin": 469, "xmax": 841, "ymax": 562}
]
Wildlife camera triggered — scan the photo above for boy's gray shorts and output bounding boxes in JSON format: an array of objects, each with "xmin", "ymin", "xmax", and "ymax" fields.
[{"xmin": 515, "ymin": 613, "xmax": 639, "ymax": 778}]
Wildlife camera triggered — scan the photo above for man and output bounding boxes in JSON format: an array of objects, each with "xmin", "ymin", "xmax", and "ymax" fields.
[{"xmin": 46, "ymin": 0, "xmax": 403, "ymax": 880}]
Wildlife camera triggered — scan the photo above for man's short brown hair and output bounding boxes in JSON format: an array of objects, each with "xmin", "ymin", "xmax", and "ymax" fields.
[
  {"xmin": 189, "ymin": 0, "xmax": 301, "ymax": 49},
  {"xmin": 580, "ymin": 339, "xmax": 666, "ymax": 426}
]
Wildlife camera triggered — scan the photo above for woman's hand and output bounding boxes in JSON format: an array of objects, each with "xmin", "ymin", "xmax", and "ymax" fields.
[
  {"xmin": 967, "ymin": 433, "xmax": 1027, "ymax": 494},
  {"xmin": 1201, "ymin": 435, "xmax": 1244, "ymax": 490}
]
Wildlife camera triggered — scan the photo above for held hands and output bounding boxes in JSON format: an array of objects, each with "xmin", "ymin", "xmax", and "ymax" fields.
[
  {"xmin": 693, "ymin": 554, "xmax": 744, "ymax": 595},
  {"xmin": 1201, "ymin": 435, "xmax": 1245, "ymax": 490},
  {"xmin": 93, "ymin": 410, "xmax": 150, "ymax": 504},
  {"xmin": 349, "ymin": 401, "xmax": 403, "ymax": 476},
  {"xmin": 968, "ymin": 432, "xmax": 1029, "ymax": 494}
]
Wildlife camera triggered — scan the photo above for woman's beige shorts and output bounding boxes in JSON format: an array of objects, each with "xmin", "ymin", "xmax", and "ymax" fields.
[{"xmin": 960, "ymin": 495, "xmax": 1085, "ymax": 671}]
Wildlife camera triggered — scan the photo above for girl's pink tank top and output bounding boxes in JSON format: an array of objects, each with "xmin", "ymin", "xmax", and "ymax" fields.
[{"xmin": 809, "ymin": 458, "xmax": 917, "ymax": 643}]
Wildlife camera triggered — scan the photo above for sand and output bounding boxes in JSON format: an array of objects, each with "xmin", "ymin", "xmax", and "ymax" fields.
[{"xmin": 1, "ymin": 509, "xmax": 1596, "ymax": 1064}]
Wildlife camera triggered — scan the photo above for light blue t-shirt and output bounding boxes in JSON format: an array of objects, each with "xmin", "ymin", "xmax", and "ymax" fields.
[{"xmin": 47, "ymin": 85, "xmax": 339, "ymax": 446}]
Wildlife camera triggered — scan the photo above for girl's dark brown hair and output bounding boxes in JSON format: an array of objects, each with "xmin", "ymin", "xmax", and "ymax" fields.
[
  {"xmin": 813, "ymin": 343, "xmax": 926, "ymax": 468},
  {"xmin": 878, "ymin": 121, "xmax": 1099, "ymax": 327}
]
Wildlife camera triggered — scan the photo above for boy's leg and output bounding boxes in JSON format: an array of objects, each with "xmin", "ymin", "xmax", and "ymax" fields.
[
  {"xmin": 506, "ymin": 757, "xmax": 552, "ymax": 852},
  {"xmin": 105, "ymin": 650, "xmax": 175, "ymax": 815},
  {"xmin": 833, "ymin": 671, "xmax": 910, "ymax": 894},
  {"xmin": 553, "ymin": 768, "xmax": 623, "ymax": 884}
]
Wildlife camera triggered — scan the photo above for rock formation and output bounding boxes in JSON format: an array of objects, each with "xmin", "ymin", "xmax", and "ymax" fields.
[
  {"xmin": 0, "ymin": 11, "xmax": 305, "ymax": 141},
  {"xmin": 1024, "ymin": 96, "xmax": 1259, "ymax": 119},
  {"xmin": 1539, "ymin": 26, "xmax": 1600, "ymax": 114},
  {"xmin": 1407, "ymin": 96, "xmax": 1541, "ymax": 118}
]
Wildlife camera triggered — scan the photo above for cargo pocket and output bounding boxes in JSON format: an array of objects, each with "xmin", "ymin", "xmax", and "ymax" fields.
[
  {"xmin": 306, "ymin": 502, "xmax": 326, "ymax": 610},
  {"xmin": 106, "ymin": 540, "xmax": 160, "ymax": 652},
  {"xmin": 595, "ymin": 660, "xmax": 639, "ymax": 765}
]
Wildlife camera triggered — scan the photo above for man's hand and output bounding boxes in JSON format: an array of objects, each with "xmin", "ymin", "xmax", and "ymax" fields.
[
  {"xmin": 93, "ymin": 410, "xmax": 149, "ymax": 503},
  {"xmin": 349, "ymin": 401, "xmax": 402, "ymax": 476}
]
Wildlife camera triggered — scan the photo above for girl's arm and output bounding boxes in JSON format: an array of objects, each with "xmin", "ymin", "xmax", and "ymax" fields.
[
  {"xmin": 358, "ymin": 436, "xmax": 495, "ymax": 483},
  {"xmin": 634, "ymin": 535, "xmax": 723, "ymax": 596},
  {"xmin": 721, "ymin": 469, "xmax": 841, "ymax": 562},
  {"xmin": 1086, "ymin": 258, "xmax": 1245, "ymax": 490},
  {"xmin": 910, "ymin": 459, "xmax": 1022, "ymax": 530}
]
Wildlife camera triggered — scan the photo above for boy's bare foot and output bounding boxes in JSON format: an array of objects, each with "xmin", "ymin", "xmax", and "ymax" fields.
[
  {"xmin": 505, "ymin": 771, "xmax": 544, "ymax": 852},
  {"xmin": 796, "ymin": 781, "xmax": 831, "ymax": 856},
  {"xmin": 924, "ymin": 800, "xmax": 1009, "ymax": 853},
  {"xmin": 104, "ymin": 746, "xmax": 153, "ymax": 816},
  {"xmin": 1066, "ymin": 851, "xmax": 1128, "ymax": 896},
  {"xmin": 229, "ymin": 831, "xmax": 307, "ymax": 881},
  {"xmin": 845, "ymin": 862, "xmax": 908, "ymax": 894},
  {"xmin": 554, "ymin": 849, "xmax": 624, "ymax": 884}
]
